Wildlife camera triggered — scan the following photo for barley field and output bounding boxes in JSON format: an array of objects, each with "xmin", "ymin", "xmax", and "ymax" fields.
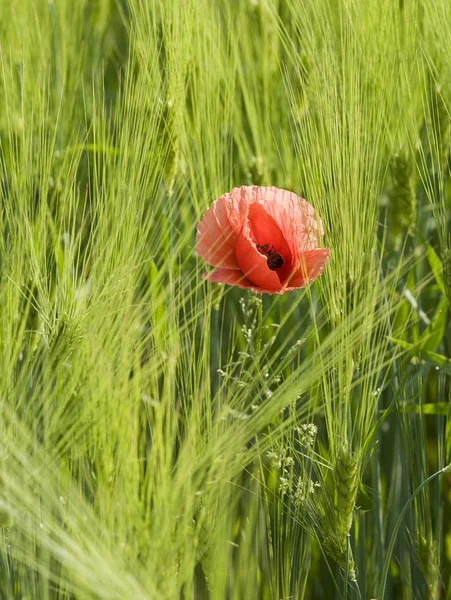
[{"xmin": 0, "ymin": 1, "xmax": 450, "ymax": 598}]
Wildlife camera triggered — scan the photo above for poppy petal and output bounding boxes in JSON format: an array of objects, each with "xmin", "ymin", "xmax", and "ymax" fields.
[
  {"xmin": 247, "ymin": 201, "xmax": 294, "ymax": 282},
  {"xmin": 259, "ymin": 187, "xmax": 323, "ymax": 251},
  {"xmin": 195, "ymin": 190, "xmax": 249, "ymax": 269},
  {"xmin": 196, "ymin": 208, "xmax": 237, "ymax": 268},
  {"xmin": 286, "ymin": 248, "xmax": 330, "ymax": 288},
  {"xmin": 236, "ymin": 222, "xmax": 282, "ymax": 290},
  {"xmin": 216, "ymin": 188, "xmax": 250, "ymax": 235},
  {"xmin": 203, "ymin": 269, "xmax": 288, "ymax": 295}
]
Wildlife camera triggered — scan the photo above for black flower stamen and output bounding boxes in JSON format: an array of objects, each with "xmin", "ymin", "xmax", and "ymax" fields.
[{"xmin": 257, "ymin": 243, "xmax": 285, "ymax": 271}]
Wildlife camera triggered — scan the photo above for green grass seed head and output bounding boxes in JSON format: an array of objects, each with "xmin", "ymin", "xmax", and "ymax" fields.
[
  {"xmin": 323, "ymin": 532, "xmax": 357, "ymax": 582},
  {"xmin": 322, "ymin": 445, "xmax": 359, "ymax": 582},
  {"xmin": 335, "ymin": 445, "xmax": 359, "ymax": 537},
  {"xmin": 389, "ymin": 147, "xmax": 417, "ymax": 246},
  {"xmin": 415, "ymin": 532, "xmax": 440, "ymax": 599}
]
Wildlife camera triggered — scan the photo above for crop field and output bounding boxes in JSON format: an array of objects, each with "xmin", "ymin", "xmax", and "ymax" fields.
[{"xmin": 0, "ymin": 1, "xmax": 450, "ymax": 598}]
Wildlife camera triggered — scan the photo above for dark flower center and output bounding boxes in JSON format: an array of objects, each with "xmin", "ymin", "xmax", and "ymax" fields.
[{"xmin": 257, "ymin": 243, "xmax": 285, "ymax": 271}]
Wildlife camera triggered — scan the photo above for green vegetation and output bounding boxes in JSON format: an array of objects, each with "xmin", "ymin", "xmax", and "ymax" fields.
[{"xmin": 0, "ymin": 0, "xmax": 450, "ymax": 597}]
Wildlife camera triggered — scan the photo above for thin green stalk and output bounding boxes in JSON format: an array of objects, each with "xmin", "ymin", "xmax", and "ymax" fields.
[
  {"xmin": 256, "ymin": 297, "xmax": 263, "ymax": 361},
  {"xmin": 344, "ymin": 537, "xmax": 349, "ymax": 600}
]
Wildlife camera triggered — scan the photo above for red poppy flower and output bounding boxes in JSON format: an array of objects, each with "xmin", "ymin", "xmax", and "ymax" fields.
[{"xmin": 196, "ymin": 186, "xmax": 330, "ymax": 294}]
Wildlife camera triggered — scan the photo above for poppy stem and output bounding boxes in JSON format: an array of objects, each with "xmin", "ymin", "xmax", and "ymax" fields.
[{"xmin": 255, "ymin": 298, "xmax": 263, "ymax": 365}]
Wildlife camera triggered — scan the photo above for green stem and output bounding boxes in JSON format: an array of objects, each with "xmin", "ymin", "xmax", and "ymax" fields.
[
  {"xmin": 256, "ymin": 297, "xmax": 263, "ymax": 361},
  {"xmin": 344, "ymin": 537, "xmax": 349, "ymax": 600},
  {"xmin": 380, "ymin": 464, "xmax": 450, "ymax": 599}
]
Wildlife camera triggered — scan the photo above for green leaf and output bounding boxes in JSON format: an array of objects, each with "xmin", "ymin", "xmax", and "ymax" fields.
[
  {"xmin": 400, "ymin": 402, "xmax": 450, "ymax": 415},
  {"xmin": 426, "ymin": 244, "xmax": 446, "ymax": 296},
  {"xmin": 418, "ymin": 296, "xmax": 448, "ymax": 352},
  {"xmin": 388, "ymin": 336, "xmax": 451, "ymax": 375}
]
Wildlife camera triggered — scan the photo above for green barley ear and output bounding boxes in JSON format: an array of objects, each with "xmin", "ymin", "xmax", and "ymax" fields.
[
  {"xmin": 442, "ymin": 246, "xmax": 451, "ymax": 305},
  {"xmin": 389, "ymin": 147, "xmax": 417, "ymax": 248},
  {"xmin": 429, "ymin": 83, "xmax": 451, "ymax": 171},
  {"xmin": 415, "ymin": 532, "xmax": 439, "ymax": 600},
  {"xmin": 198, "ymin": 519, "xmax": 218, "ymax": 592},
  {"xmin": 322, "ymin": 446, "xmax": 359, "ymax": 582},
  {"xmin": 323, "ymin": 532, "xmax": 357, "ymax": 582},
  {"xmin": 335, "ymin": 446, "xmax": 359, "ymax": 537}
]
